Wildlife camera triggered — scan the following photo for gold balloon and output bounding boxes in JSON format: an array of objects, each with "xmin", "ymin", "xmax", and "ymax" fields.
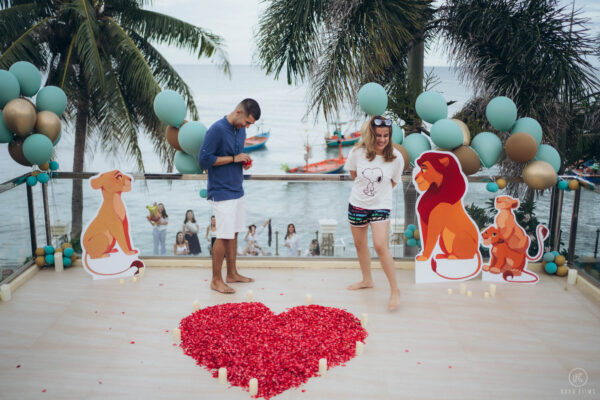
[
  {"xmin": 522, "ymin": 161, "xmax": 557, "ymax": 190},
  {"xmin": 35, "ymin": 256, "xmax": 46, "ymax": 267},
  {"xmin": 2, "ymin": 98, "xmax": 37, "ymax": 137},
  {"xmin": 394, "ymin": 144, "xmax": 410, "ymax": 171},
  {"xmin": 556, "ymin": 266, "xmax": 568, "ymax": 276},
  {"xmin": 506, "ymin": 132, "xmax": 538, "ymax": 163},
  {"xmin": 555, "ymin": 255, "xmax": 566, "ymax": 266},
  {"xmin": 35, "ymin": 111, "xmax": 61, "ymax": 142},
  {"xmin": 35, "ymin": 247, "xmax": 45, "ymax": 256},
  {"xmin": 496, "ymin": 178, "xmax": 507, "ymax": 189},
  {"xmin": 39, "ymin": 162, "xmax": 50, "ymax": 171},
  {"xmin": 8, "ymin": 138, "xmax": 32, "ymax": 166},
  {"xmin": 568, "ymin": 180, "xmax": 580, "ymax": 190},
  {"xmin": 413, "ymin": 230, "xmax": 420, "ymax": 240},
  {"xmin": 451, "ymin": 118, "xmax": 470, "ymax": 146},
  {"xmin": 452, "ymin": 145, "xmax": 480, "ymax": 175}
]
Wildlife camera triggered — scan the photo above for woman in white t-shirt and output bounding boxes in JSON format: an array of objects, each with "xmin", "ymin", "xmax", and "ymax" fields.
[
  {"xmin": 283, "ymin": 223, "xmax": 301, "ymax": 256},
  {"xmin": 344, "ymin": 115, "xmax": 404, "ymax": 311}
]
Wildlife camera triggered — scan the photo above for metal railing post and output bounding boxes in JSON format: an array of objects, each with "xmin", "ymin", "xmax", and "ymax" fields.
[
  {"xmin": 594, "ymin": 229, "xmax": 599, "ymax": 259},
  {"xmin": 26, "ymin": 184, "xmax": 37, "ymax": 255},
  {"xmin": 41, "ymin": 182, "xmax": 51, "ymax": 245},
  {"xmin": 551, "ymin": 189, "xmax": 564, "ymax": 251},
  {"xmin": 567, "ymin": 188, "xmax": 582, "ymax": 265},
  {"xmin": 275, "ymin": 231, "xmax": 279, "ymax": 256}
]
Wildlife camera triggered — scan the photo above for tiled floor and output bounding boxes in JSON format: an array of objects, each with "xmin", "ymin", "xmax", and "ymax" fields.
[{"xmin": 0, "ymin": 266, "xmax": 599, "ymax": 399}]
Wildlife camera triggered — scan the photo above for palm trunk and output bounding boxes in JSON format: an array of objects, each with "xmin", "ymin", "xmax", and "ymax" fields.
[{"xmin": 70, "ymin": 93, "xmax": 89, "ymax": 243}]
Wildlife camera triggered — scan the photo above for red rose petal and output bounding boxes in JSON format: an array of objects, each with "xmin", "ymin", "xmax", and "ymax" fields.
[
  {"xmin": 159, "ymin": 283, "xmax": 164, "ymax": 286},
  {"xmin": 130, "ymin": 341, "xmax": 135, "ymax": 344},
  {"xmin": 16, "ymin": 365, "xmax": 20, "ymax": 368},
  {"xmin": 121, "ymin": 312, "xmax": 125, "ymax": 315},
  {"xmin": 448, "ymin": 365, "xmax": 453, "ymax": 369},
  {"xmin": 42, "ymin": 389, "xmax": 46, "ymax": 393},
  {"xmin": 165, "ymin": 330, "xmax": 169, "ymax": 333},
  {"xmin": 417, "ymin": 361, "xmax": 421, "ymax": 365},
  {"xmin": 98, "ymin": 381, "xmax": 102, "ymax": 384},
  {"xmin": 405, "ymin": 349, "xmax": 409, "ymax": 353}
]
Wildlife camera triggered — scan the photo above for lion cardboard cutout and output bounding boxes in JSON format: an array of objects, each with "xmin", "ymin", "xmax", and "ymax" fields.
[
  {"xmin": 413, "ymin": 151, "xmax": 482, "ymax": 283},
  {"xmin": 482, "ymin": 195, "xmax": 548, "ymax": 284},
  {"xmin": 81, "ymin": 170, "xmax": 144, "ymax": 280}
]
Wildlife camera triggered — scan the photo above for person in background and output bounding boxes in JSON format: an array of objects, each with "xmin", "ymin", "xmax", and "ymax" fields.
[
  {"xmin": 241, "ymin": 219, "xmax": 270, "ymax": 256},
  {"xmin": 283, "ymin": 223, "xmax": 301, "ymax": 256},
  {"xmin": 306, "ymin": 239, "xmax": 320, "ymax": 256},
  {"xmin": 148, "ymin": 203, "xmax": 168, "ymax": 255},
  {"xmin": 182, "ymin": 210, "xmax": 201, "ymax": 255},
  {"xmin": 174, "ymin": 231, "xmax": 190, "ymax": 256},
  {"xmin": 205, "ymin": 215, "xmax": 217, "ymax": 255}
]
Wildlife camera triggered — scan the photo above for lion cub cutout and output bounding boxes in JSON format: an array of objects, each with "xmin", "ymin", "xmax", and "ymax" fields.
[
  {"xmin": 482, "ymin": 196, "xmax": 548, "ymax": 284},
  {"xmin": 81, "ymin": 170, "xmax": 144, "ymax": 280},
  {"xmin": 413, "ymin": 151, "xmax": 482, "ymax": 283}
]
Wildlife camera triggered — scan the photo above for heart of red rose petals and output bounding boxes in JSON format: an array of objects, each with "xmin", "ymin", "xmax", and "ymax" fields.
[{"xmin": 179, "ymin": 302, "xmax": 367, "ymax": 399}]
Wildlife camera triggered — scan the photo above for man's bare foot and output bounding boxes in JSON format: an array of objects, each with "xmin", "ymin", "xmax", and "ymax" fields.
[
  {"xmin": 211, "ymin": 280, "xmax": 236, "ymax": 294},
  {"xmin": 347, "ymin": 280, "xmax": 374, "ymax": 290},
  {"xmin": 388, "ymin": 289, "xmax": 401, "ymax": 311},
  {"xmin": 226, "ymin": 273, "xmax": 254, "ymax": 283}
]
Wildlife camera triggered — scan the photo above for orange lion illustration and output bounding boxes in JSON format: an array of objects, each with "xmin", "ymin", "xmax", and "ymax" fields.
[
  {"xmin": 482, "ymin": 196, "xmax": 548, "ymax": 283},
  {"xmin": 414, "ymin": 151, "xmax": 481, "ymax": 280},
  {"xmin": 82, "ymin": 170, "xmax": 143, "ymax": 278}
]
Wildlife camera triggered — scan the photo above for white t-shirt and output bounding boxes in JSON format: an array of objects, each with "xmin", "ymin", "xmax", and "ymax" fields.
[
  {"xmin": 345, "ymin": 147, "xmax": 404, "ymax": 210},
  {"xmin": 283, "ymin": 234, "xmax": 301, "ymax": 256}
]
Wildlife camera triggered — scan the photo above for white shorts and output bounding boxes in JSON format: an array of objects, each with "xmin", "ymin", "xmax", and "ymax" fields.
[{"xmin": 211, "ymin": 197, "xmax": 246, "ymax": 239}]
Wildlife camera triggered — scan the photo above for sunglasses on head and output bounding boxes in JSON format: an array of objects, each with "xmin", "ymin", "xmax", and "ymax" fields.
[{"xmin": 372, "ymin": 116, "xmax": 392, "ymax": 127}]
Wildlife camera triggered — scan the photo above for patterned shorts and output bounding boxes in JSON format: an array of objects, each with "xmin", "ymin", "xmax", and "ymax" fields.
[{"xmin": 348, "ymin": 204, "xmax": 391, "ymax": 226}]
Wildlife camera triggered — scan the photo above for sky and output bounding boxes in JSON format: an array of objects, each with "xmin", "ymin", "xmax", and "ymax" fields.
[{"xmin": 149, "ymin": 0, "xmax": 600, "ymax": 67}]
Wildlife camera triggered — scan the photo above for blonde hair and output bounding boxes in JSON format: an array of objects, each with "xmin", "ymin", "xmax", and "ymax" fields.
[{"xmin": 355, "ymin": 116, "xmax": 396, "ymax": 162}]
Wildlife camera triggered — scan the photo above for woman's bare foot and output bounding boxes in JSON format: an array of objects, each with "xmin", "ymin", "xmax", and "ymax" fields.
[
  {"xmin": 347, "ymin": 280, "xmax": 374, "ymax": 290},
  {"xmin": 388, "ymin": 289, "xmax": 401, "ymax": 311},
  {"xmin": 211, "ymin": 280, "xmax": 235, "ymax": 293},
  {"xmin": 226, "ymin": 273, "xmax": 254, "ymax": 283}
]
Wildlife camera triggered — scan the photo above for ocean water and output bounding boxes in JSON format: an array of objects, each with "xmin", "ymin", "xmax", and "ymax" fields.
[{"xmin": 1, "ymin": 66, "xmax": 598, "ymax": 263}]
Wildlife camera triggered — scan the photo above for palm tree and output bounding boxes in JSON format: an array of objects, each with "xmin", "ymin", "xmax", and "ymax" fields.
[{"xmin": 0, "ymin": 0, "xmax": 230, "ymax": 242}]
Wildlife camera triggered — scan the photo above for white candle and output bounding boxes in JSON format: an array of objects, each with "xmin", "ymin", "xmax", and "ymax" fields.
[
  {"xmin": 489, "ymin": 284, "xmax": 496, "ymax": 297},
  {"xmin": 360, "ymin": 313, "xmax": 368, "ymax": 328},
  {"xmin": 0, "ymin": 284, "xmax": 11, "ymax": 302},
  {"xmin": 567, "ymin": 269, "xmax": 578, "ymax": 285},
  {"xmin": 447, "ymin": 288, "xmax": 453, "ymax": 295},
  {"xmin": 119, "ymin": 279, "xmax": 124, "ymax": 285},
  {"xmin": 467, "ymin": 290, "xmax": 472, "ymax": 297},
  {"xmin": 319, "ymin": 358, "xmax": 327, "ymax": 375},
  {"xmin": 249, "ymin": 378, "xmax": 258, "ymax": 396},
  {"xmin": 132, "ymin": 276, "xmax": 137, "ymax": 283},
  {"xmin": 218, "ymin": 367, "xmax": 227, "ymax": 385},
  {"xmin": 173, "ymin": 328, "xmax": 181, "ymax": 343},
  {"xmin": 305, "ymin": 293, "xmax": 312, "ymax": 305},
  {"xmin": 355, "ymin": 341, "xmax": 364, "ymax": 356},
  {"xmin": 246, "ymin": 290, "xmax": 254, "ymax": 302},
  {"xmin": 459, "ymin": 283, "xmax": 466, "ymax": 295},
  {"xmin": 484, "ymin": 292, "xmax": 490, "ymax": 298},
  {"xmin": 54, "ymin": 252, "xmax": 63, "ymax": 273},
  {"xmin": 193, "ymin": 300, "xmax": 200, "ymax": 311},
  {"xmin": 139, "ymin": 267, "xmax": 145, "ymax": 277}
]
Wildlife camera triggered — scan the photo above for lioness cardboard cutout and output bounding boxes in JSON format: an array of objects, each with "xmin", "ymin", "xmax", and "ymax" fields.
[
  {"xmin": 413, "ymin": 151, "xmax": 482, "ymax": 283},
  {"xmin": 81, "ymin": 170, "xmax": 144, "ymax": 280},
  {"xmin": 482, "ymin": 195, "xmax": 548, "ymax": 283}
]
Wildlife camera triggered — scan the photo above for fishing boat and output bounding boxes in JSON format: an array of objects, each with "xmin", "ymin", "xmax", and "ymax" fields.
[
  {"xmin": 567, "ymin": 160, "xmax": 600, "ymax": 184},
  {"xmin": 286, "ymin": 136, "xmax": 346, "ymax": 174},
  {"xmin": 244, "ymin": 130, "xmax": 270, "ymax": 152},
  {"xmin": 325, "ymin": 130, "xmax": 361, "ymax": 147}
]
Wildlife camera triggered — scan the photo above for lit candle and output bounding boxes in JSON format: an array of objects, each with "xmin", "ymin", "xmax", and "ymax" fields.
[
  {"xmin": 489, "ymin": 284, "xmax": 496, "ymax": 297},
  {"xmin": 467, "ymin": 290, "xmax": 472, "ymax": 297},
  {"xmin": 119, "ymin": 279, "xmax": 124, "ymax": 285},
  {"xmin": 567, "ymin": 269, "xmax": 578, "ymax": 285},
  {"xmin": 132, "ymin": 276, "xmax": 137, "ymax": 283},
  {"xmin": 447, "ymin": 288, "xmax": 453, "ymax": 295},
  {"xmin": 459, "ymin": 283, "xmax": 466, "ymax": 295},
  {"xmin": 246, "ymin": 290, "xmax": 254, "ymax": 302},
  {"xmin": 355, "ymin": 341, "xmax": 364, "ymax": 356},
  {"xmin": 0, "ymin": 284, "xmax": 11, "ymax": 302},
  {"xmin": 54, "ymin": 252, "xmax": 63, "ymax": 273},
  {"xmin": 360, "ymin": 313, "xmax": 368, "ymax": 328},
  {"xmin": 193, "ymin": 300, "xmax": 200, "ymax": 311},
  {"xmin": 484, "ymin": 292, "xmax": 490, "ymax": 298},
  {"xmin": 319, "ymin": 358, "xmax": 327, "ymax": 375},
  {"xmin": 139, "ymin": 267, "xmax": 145, "ymax": 277},
  {"xmin": 173, "ymin": 328, "xmax": 181, "ymax": 343},
  {"xmin": 249, "ymin": 378, "xmax": 258, "ymax": 396},
  {"xmin": 218, "ymin": 367, "xmax": 227, "ymax": 385},
  {"xmin": 305, "ymin": 293, "xmax": 312, "ymax": 305}
]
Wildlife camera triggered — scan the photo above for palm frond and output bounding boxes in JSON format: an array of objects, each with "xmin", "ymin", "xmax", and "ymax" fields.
[
  {"xmin": 71, "ymin": 0, "xmax": 106, "ymax": 93},
  {"xmin": 0, "ymin": 15, "xmax": 52, "ymax": 69}
]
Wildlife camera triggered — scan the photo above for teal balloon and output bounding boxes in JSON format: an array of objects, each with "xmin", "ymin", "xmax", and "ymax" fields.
[
  {"xmin": 407, "ymin": 224, "xmax": 417, "ymax": 231},
  {"xmin": 0, "ymin": 69, "xmax": 20, "ymax": 108},
  {"xmin": 486, "ymin": 182, "xmax": 499, "ymax": 192},
  {"xmin": 404, "ymin": 229, "xmax": 414, "ymax": 239},
  {"xmin": 23, "ymin": 134, "xmax": 53, "ymax": 165},
  {"xmin": 26, "ymin": 176, "xmax": 37, "ymax": 186},
  {"xmin": 63, "ymin": 257, "xmax": 72, "ymax": 267},
  {"xmin": 63, "ymin": 247, "xmax": 74, "ymax": 257},
  {"xmin": 153, "ymin": 90, "xmax": 186, "ymax": 127},
  {"xmin": 557, "ymin": 180, "xmax": 568, "ymax": 190},
  {"xmin": 544, "ymin": 262, "xmax": 557, "ymax": 274},
  {"xmin": 486, "ymin": 96, "xmax": 517, "ymax": 132},
  {"xmin": 430, "ymin": 119, "xmax": 463, "ymax": 149},
  {"xmin": 407, "ymin": 238, "xmax": 417, "ymax": 247},
  {"xmin": 391, "ymin": 123, "xmax": 403, "ymax": 144},
  {"xmin": 174, "ymin": 150, "xmax": 201, "ymax": 174},
  {"xmin": 416, "ymin": 240, "xmax": 421, "ymax": 247},
  {"xmin": 551, "ymin": 250, "xmax": 560, "ymax": 257},
  {"xmin": 44, "ymin": 245, "xmax": 55, "ymax": 254},
  {"xmin": 471, "ymin": 132, "xmax": 502, "ymax": 168},
  {"xmin": 36, "ymin": 86, "xmax": 67, "ymax": 116},
  {"xmin": 9, "ymin": 61, "xmax": 41, "ymax": 97},
  {"xmin": 0, "ymin": 114, "xmax": 14, "ymax": 143},
  {"xmin": 543, "ymin": 252, "xmax": 555, "ymax": 262},
  {"xmin": 49, "ymin": 160, "xmax": 59, "ymax": 170},
  {"xmin": 511, "ymin": 117, "xmax": 542, "ymax": 144},
  {"xmin": 357, "ymin": 82, "xmax": 387, "ymax": 115},
  {"xmin": 534, "ymin": 144, "xmax": 561, "ymax": 173},
  {"xmin": 199, "ymin": 188, "xmax": 208, "ymax": 198},
  {"xmin": 403, "ymin": 134, "xmax": 431, "ymax": 163},
  {"xmin": 45, "ymin": 254, "xmax": 54, "ymax": 265},
  {"xmin": 415, "ymin": 91, "xmax": 447, "ymax": 124},
  {"xmin": 37, "ymin": 172, "xmax": 49, "ymax": 184},
  {"xmin": 178, "ymin": 121, "xmax": 207, "ymax": 157}
]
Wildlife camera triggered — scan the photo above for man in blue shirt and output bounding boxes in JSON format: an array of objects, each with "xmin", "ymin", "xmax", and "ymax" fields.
[{"xmin": 199, "ymin": 99, "xmax": 261, "ymax": 293}]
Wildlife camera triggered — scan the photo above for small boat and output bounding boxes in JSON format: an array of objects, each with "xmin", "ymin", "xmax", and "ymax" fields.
[
  {"xmin": 244, "ymin": 131, "xmax": 270, "ymax": 152},
  {"xmin": 325, "ymin": 131, "xmax": 361, "ymax": 147},
  {"xmin": 286, "ymin": 158, "xmax": 346, "ymax": 174},
  {"xmin": 567, "ymin": 160, "xmax": 599, "ymax": 184}
]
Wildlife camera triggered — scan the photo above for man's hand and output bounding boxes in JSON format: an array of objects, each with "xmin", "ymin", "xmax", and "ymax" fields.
[{"xmin": 233, "ymin": 153, "xmax": 251, "ymax": 164}]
